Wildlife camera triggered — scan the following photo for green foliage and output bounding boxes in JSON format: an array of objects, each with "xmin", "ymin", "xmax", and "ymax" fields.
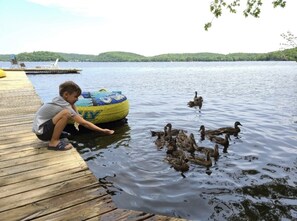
[
  {"xmin": 0, "ymin": 49, "xmax": 296, "ymax": 62},
  {"xmin": 0, "ymin": 54, "xmax": 10, "ymax": 61},
  {"xmin": 17, "ymin": 51, "xmax": 66, "ymax": 62},
  {"xmin": 57, "ymin": 52, "xmax": 97, "ymax": 62},
  {"xmin": 205, "ymin": 0, "xmax": 286, "ymax": 30},
  {"xmin": 280, "ymin": 31, "xmax": 297, "ymax": 49},
  {"xmin": 150, "ymin": 53, "xmax": 227, "ymax": 61},
  {"xmin": 96, "ymin": 51, "xmax": 146, "ymax": 62}
]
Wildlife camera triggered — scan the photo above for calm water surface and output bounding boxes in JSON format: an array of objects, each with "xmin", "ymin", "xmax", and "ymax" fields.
[{"xmin": 9, "ymin": 61, "xmax": 297, "ymax": 220}]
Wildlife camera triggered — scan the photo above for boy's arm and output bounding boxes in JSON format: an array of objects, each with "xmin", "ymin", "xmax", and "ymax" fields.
[
  {"xmin": 72, "ymin": 114, "xmax": 114, "ymax": 135},
  {"xmin": 71, "ymin": 104, "xmax": 78, "ymax": 113}
]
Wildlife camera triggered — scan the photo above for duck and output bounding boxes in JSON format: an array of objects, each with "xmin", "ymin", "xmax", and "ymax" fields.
[
  {"xmin": 166, "ymin": 136, "xmax": 187, "ymax": 160},
  {"xmin": 188, "ymin": 151, "xmax": 212, "ymax": 168},
  {"xmin": 194, "ymin": 96, "xmax": 203, "ymax": 109},
  {"xmin": 199, "ymin": 125, "xmax": 223, "ymax": 140},
  {"xmin": 187, "ymin": 91, "xmax": 198, "ymax": 107},
  {"xmin": 165, "ymin": 123, "xmax": 185, "ymax": 137},
  {"xmin": 176, "ymin": 132, "xmax": 196, "ymax": 155},
  {"xmin": 166, "ymin": 156, "xmax": 189, "ymax": 173},
  {"xmin": 176, "ymin": 130, "xmax": 189, "ymax": 148},
  {"xmin": 187, "ymin": 91, "xmax": 203, "ymax": 109},
  {"xmin": 208, "ymin": 133, "xmax": 230, "ymax": 150},
  {"xmin": 186, "ymin": 133, "xmax": 197, "ymax": 155},
  {"xmin": 196, "ymin": 144, "xmax": 219, "ymax": 161},
  {"xmin": 217, "ymin": 121, "xmax": 242, "ymax": 137},
  {"xmin": 151, "ymin": 124, "xmax": 168, "ymax": 137},
  {"xmin": 154, "ymin": 133, "xmax": 166, "ymax": 149}
]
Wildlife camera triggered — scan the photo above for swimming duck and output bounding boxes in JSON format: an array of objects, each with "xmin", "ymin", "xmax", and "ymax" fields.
[
  {"xmin": 187, "ymin": 91, "xmax": 203, "ymax": 109},
  {"xmin": 194, "ymin": 96, "xmax": 203, "ymax": 109},
  {"xmin": 151, "ymin": 125, "xmax": 168, "ymax": 137},
  {"xmin": 166, "ymin": 136, "xmax": 187, "ymax": 160},
  {"xmin": 166, "ymin": 156, "xmax": 189, "ymax": 173},
  {"xmin": 176, "ymin": 130, "xmax": 189, "ymax": 148},
  {"xmin": 199, "ymin": 125, "xmax": 223, "ymax": 140},
  {"xmin": 196, "ymin": 144, "xmax": 219, "ymax": 161},
  {"xmin": 217, "ymin": 121, "xmax": 242, "ymax": 137},
  {"xmin": 176, "ymin": 131, "xmax": 196, "ymax": 155},
  {"xmin": 188, "ymin": 151, "xmax": 212, "ymax": 168},
  {"xmin": 165, "ymin": 123, "xmax": 185, "ymax": 137},
  {"xmin": 208, "ymin": 133, "xmax": 230, "ymax": 150},
  {"xmin": 186, "ymin": 133, "xmax": 197, "ymax": 155},
  {"xmin": 154, "ymin": 133, "xmax": 166, "ymax": 149}
]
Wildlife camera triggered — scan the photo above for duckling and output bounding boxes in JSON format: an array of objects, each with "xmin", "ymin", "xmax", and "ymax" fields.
[
  {"xmin": 217, "ymin": 121, "xmax": 242, "ymax": 137},
  {"xmin": 194, "ymin": 96, "xmax": 203, "ymax": 109},
  {"xmin": 187, "ymin": 91, "xmax": 198, "ymax": 107},
  {"xmin": 196, "ymin": 144, "xmax": 219, "ymax": 161},
  {"xmin": 176, "ymin": 130, "xmax": 189, "ymax": 148},
  {"xmin": 186, "ymin": 133, "xmax": 197, "ymax": 155},
  {"xmin": 151, "ymin": 125, "xmax": 167, "ymax": 137},
  {"xmin": 165, "ymin": 123, "xmax": 185, "ymax": 137},
  {"xmin": 166, "ymin": 156, "xmax": 189, "ymax": 172},
  {"xmin": 199, "ymin": 125, "xmax": 223, "ymax": 141},
  {"xmin": 187, "ymin": 100, "xmax": 195, "ymax": 107},
  {"xmin": 176, "ymin": 132, "xmax": 195, "ymax": 155},
  {"xmin": 188, "ymin": 151, "xmax": 212, "ymax": 168},
  {"xmin": 208, "ymin": 133, "xmax": 231, "ymax": 150},
  {"xmin": 166, "ymin": 136, "xmax": 187, "ymax": 160},
  {"xmin": 154, "ymin": 133, "xmax": 165, "ymax": 149},
  {"xmin": 187, "ymin": 91, "xmax": 203, "ymax": 109}
]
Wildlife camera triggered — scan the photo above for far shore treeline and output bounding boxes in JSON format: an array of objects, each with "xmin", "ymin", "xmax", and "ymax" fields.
[{"xmin": 0, "ymin": 48, "xmax": 296, "ymax": 62}]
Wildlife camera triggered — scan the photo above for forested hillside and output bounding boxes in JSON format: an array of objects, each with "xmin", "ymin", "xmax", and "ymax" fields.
[{"xmin": 1, "ymin": 48, "xmax": 296, "ymax": 62}]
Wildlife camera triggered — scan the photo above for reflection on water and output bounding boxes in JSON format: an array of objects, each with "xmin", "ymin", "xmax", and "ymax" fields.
[{"xmin": 26, "ymin": 61, "xmax": 297, "ymax": 220}]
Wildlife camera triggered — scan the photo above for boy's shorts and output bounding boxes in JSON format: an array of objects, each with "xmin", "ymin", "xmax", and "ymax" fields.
[{"xmin": 37, "ymin": 119, "xmax": 54, "ymax": 141}]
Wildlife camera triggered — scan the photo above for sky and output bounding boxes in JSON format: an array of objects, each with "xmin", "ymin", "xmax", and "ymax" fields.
[{"xmin": 0, "ymin": 0, "xmax": 296, "ymax": 56}]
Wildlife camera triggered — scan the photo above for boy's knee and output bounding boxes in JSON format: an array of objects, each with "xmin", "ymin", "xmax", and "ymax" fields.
[{"xmin": 60, "ymin": 109, "xmax": 72, "ymax": 119}]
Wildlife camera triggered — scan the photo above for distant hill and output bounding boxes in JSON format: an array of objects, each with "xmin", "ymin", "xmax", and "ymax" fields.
[
  {"xmin": 0, "ymin": 48, "xmax": 296, "ymax": 62},
  {"xmin": 97, "ymin": 51, "xmax": 146, "ymax": 62}
]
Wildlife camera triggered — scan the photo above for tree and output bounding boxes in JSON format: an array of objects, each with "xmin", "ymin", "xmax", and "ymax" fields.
[
  {"xmin": 280, "ymin": 31, "xmax": 297, "ymax": 50},
  {"xmin": 205, "ymin": 0, "xmax": 287, "ymax": 30}
]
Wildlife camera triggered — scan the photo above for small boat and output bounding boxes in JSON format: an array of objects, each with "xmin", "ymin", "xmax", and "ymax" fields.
[{"xmin": 74, "ymin": 89, "xmax": 129, "ymax": 124}]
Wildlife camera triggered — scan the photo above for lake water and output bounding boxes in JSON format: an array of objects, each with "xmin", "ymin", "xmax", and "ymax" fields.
[{"xmin": 3, "ymin": 61, "xmax": 297, "ymax": 220}]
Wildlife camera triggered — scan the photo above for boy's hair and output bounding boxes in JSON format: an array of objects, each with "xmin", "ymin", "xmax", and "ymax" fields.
[{"xmin": 59, "ymin": 81, "xmax": 82, "ymax": 96}]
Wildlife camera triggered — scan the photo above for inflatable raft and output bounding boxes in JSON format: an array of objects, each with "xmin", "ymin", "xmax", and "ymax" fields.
[
  {"xmin": 0, "ymin": 69, "xmax": 6, "ymax": 78},
  {"xmin": 75, "ymin": 89, "xmax": 129, "ymax": 124}
]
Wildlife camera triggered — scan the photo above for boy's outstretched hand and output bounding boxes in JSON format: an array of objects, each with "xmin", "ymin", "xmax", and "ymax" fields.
[{"xmin": 103, "ymin": 129, "xmax": 114, "ymax": 135}]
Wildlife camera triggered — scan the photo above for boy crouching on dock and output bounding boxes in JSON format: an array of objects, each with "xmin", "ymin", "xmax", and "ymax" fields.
[{"xmin": 32, "ymin": 81, "xmax": 114, "ymax": 150}]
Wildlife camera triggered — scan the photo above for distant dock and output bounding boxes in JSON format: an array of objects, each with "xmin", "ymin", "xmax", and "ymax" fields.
[
  {"xmin": 3, "ymin": 57, "xmax": 81, "ymax": 74},
  {"xmin": 2, "ymin": 68, "xmax": 81, "ymax": 74}
]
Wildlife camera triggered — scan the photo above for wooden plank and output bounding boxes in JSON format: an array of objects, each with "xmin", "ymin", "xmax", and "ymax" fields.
[
  {"xmin": 0, "ymin": 139, "xmax": 45, "ymax": 150},
  {"xmin": 0, "ymin": 134, "xmax": 41, "ymax": 145},
  {"xmin": 0, "ymin": 149, "xmax": 83, "ymax": 177},
  {"xmin": 99, "ymin": 209, "xmax": 154, "ymax": 221},
  {"xmin": 0, "ymin": 185, "xmax": 109, "ymax": 221},
  {"xmin": 0, "ymin": 174, "xmax": 99, "ymax": 213},
  {"xmin": 0, "ymin": 168, "xmax": 92, "ymax": 198},
  {"xmin": 0, "ymin": 149, "xmax": 76, "ymax": 168},
  {"xmin": 144, "ymin": 215, "xmax": 188, "ymax": 221},
  {"xmin": 0, "ymin": 148, "xmax": 48, "ymax": 161},
  {"xmin": 33, "ymin": 196, "xmax": 116, "ymax": 221},
  {"xmin": 0, "ymin": 129, "xmax": 36, "ymax": 137},
  {"xmin": 0, "ymin": 157, "xmax": 87, "ymax": 186}
]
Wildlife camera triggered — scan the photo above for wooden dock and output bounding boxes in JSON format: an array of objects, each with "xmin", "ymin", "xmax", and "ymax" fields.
[
  {"xmin": 2, "ymin": 68, "xmax": 81, "ymax": 74},
  {"xmin": 0, "ymin": 71, "xmax": 185, "ymax": 221}
]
